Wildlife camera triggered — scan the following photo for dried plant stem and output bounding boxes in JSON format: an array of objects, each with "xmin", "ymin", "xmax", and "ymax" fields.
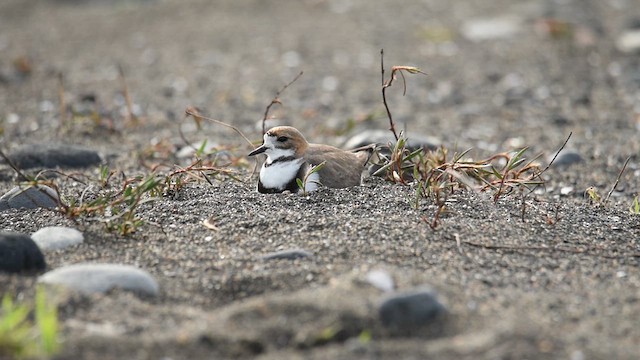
[
  {"xmin": 184, "ymin": 107, "xmax": 254, "ymax": 148},
  {"xmin": 118, "ymin": 64, "xmax": 136, "ymax": 124},
  {"xmin": 380, "ymin": 49, "xmax": 427, "ymax": 141},
  {"xmin": 380, "ymin": 49, "xmax": 398, "ymax": 141},
  {"xmin": 262, "ymin": 71, "xmax": 304, "ymax": 135},
  {"xmin": 605, "ymin": 155, "xmax": 631, "ymax": 203}
]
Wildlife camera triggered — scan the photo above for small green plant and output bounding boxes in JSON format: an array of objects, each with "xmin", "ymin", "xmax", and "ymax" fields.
[
  {"xmin": 630, "ymin": 196, "xmax": 640, "ymax": 214},
  {"xmin": 0, "ymin": 287, "xmax": 60, "ymax": 359},
  {"xmin": 296, "ymin": 161, "xmax": 326, "ymax": 195}
]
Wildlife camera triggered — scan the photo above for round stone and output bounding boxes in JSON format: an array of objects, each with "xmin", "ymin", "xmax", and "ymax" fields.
[
  {"xmin": 31, "ymin": 226, "xmax": 84, "ymax": 251},
  {"xmin": 38, "ymin": 263, "xmax": 159, "ymax": 297},
  {"xmin": 379, "ymin": 288, "xmax": 447, "ymax": 335}
]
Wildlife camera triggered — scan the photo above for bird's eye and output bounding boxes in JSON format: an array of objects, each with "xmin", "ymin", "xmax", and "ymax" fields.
[{"xmin": 277, "ymin": 136, "xmax": 288, "ymax": 142}]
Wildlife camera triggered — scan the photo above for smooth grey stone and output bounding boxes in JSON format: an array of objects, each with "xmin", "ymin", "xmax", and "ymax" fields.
[
  {"xmin": 616, "ymin": 29, "xmax": 640, "ymax": 53},
  {"xmin": 0, "ymin": 232, "xmax": 46, "ymax": 273},
  {"xmin": 31, "ymin": 226, "xmax": 84, "ymax": 251},
  {"xmin": 550, "ymin": 150, "xmax": 584, "ymax": 168},
  {"xmin": 343, "ymin": 129, "xmax": 439, "ymax": 151},
  {"xmin": 38, "ymin": 263, "xmax": 159, "ymax": 297},
  {"xmin": 5, "ymin": 144, "xmax": 101, "ymax": 169},
  {"xmin": 260, "ymin": 248, "xmax": 313, "ymax": 261},
  {"xmin": 379, "ymin": 288, "xmax": 447, "ymax": 335},
  {"xmin": 0, "ymin": 185, "xmax": 60, "ymax": 211}
]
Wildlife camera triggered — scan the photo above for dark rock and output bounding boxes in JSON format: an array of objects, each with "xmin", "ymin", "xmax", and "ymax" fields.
[
  {"xmin": 379, "ymin": 288, "xmax": 447, "ymax": 336},
  {"xmin": 0, "ymin": 232, "xmax": 46, "ymax": 273},
  {"xmin": 260, "ymin": 248, "xmax": 313, "ymax": 261},
  {"xmin": 5, "ymin": 144, "xmax": 101, "ymax": 169},
  {"xmin": 550, "ymin": 150, "xmax": 584, "ymax": 168},
  {"xmin": 0, "ymin": 185, "xmax": 60, "ymax": 211}
]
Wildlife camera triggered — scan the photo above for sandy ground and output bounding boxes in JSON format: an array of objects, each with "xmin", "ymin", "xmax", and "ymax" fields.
[{"xmin": 1, "ymin": 0, "xmax": 639, "ymax": 359}]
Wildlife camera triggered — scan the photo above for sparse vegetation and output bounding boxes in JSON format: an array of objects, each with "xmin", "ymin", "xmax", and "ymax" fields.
[
  {"xmin": 0, "ymin": 287, "xmax": 60, "ymax": 359},
  {"xmin": 296, "ymin": 161, "xmax": 326, "ymax": 195}
]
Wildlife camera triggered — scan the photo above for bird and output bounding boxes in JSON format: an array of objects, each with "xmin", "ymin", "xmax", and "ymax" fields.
[{"xmin": 248, "ymin": 126, "xmax": 375, "ymax": 194}]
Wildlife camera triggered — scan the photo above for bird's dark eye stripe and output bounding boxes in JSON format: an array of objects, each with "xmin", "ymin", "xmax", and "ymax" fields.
[{"xmin": 277, "ymin": 136, "xmax": 288, "ymax": 142}]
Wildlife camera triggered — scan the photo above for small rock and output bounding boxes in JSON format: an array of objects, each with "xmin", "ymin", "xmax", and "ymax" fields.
[
  {"xmin": 365, "ymin": 269, "xmax": 395, "ymax": 292},
  {"xmin": 379, "ymin": 288, "xmax": 447, "ymax": 335},
  {"xmin": 260, "ymin": 248, "xmax": 313, "ymax": 261},
  {"xmin": 616, "ymin": 29, "xmax": 640, "ymax": 53},
  {"xmin": 5, "ymin": 144, "xmax": 101, "ymax": 169},
  {"xmin": 343, "ymin": 129, "xmax": 439, "ymax": 151},
  {"xmin": 461, "ymin": 16, "xmax": 522, "ymax": 42},
  {"xmin": 176, "ymin": 140, "xmax": 221, "ymax": 158},
  {"xmin": 31, "ymin": 226, "xmax": 84, "ymax": 251},
  {"xmin": 550, "ymin": 150, "xmax": 583, "ymax": 168},
  {"xmin": 0, "ymin": 185, "xmax": 60, "ymax": 211},
  {"xmin": 38, "ymin": 263, "xmax": 159, "ymax": 297},
  {"xmin": 0, "ymin": 232, "xmax": 46, "ymax": 273}
]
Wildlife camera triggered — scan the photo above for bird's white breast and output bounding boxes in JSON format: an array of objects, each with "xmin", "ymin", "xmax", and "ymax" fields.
[{"xmin": 260, "ymin": 158, "xmax": 305, "ymax": 190}]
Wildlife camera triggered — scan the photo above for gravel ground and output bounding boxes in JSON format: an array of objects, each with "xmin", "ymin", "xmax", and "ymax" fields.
[{"xmin": 1, "ymin": 0, "xmax": 639, "ymax": 359}]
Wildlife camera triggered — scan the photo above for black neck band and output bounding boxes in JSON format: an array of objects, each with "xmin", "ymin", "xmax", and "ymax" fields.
[{"xmin": 265, "ymin": 156, "xmax": 297, "ymax": 167}]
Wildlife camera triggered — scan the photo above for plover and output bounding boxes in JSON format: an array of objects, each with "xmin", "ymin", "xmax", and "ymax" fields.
[{"xmin": 248, "ymin": 126, "xmax": 374, "ymax": 194}]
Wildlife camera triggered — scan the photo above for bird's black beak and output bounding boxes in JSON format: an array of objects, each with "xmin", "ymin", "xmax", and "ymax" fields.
[{"xmin": 248, "ymin": 145, "xmax": 267, "ymax": 156}]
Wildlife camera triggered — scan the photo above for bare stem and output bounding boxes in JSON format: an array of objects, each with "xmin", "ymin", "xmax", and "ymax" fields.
[
  {"xmin": 380, "ymin": 49, "xmax": 399, "ymax": 141},
  {"xmin": 605, "ymin": 155, "xmax": 631, "ymax": 203},
  {"xmin": 118, "ymin": 64, "xmax": 136, "ymax": 124},
  {"xmin": 261, "ymin": 71, "xmax": 304, "ymax": 135},
  {"xmin": 185, "ymin": 107, "xmax": 254, "ymax": 148}
]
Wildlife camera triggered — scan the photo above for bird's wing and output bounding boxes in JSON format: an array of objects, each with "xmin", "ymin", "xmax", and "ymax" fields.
[{"xmin": 305, "ymin": 144, "xmax": 374, "ymax": 188}]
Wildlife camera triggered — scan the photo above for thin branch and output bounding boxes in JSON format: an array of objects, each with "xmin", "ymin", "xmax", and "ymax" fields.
[
  {"xmin": 0, "ymin": 148, "xmax": 29, "ymax": 181},
  {"xmin": 380, "ymin": 49, "xmax": 398, "ymax": 141},
  {"xmin": 118, "ymin": 64, "xmax": 136, "ymax": 124},
  {"xmin": 605, "ymin": 155, "xmax": 631, "ymax": 203},
  {"xmin": 184, "ymin": 107, "xmax": 254, "ymax": 148},
  {"xmin": 261, "ymin": 71, "xmax": 304, "ymax": 135},
  {"xmin": 380, "ymin": 49, "xmax": 427, "ymax": 142},
  {"xmin": 540, "ymin": 132, "xmax": 572, "ymax": 174}
]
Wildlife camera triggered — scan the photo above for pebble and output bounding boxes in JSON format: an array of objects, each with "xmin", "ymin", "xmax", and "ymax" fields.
[
  {"xmin": 365, "ymin": 269, "xmax": 395, "ymax": 292},
  {"xmin": 343, "ymin": 129, "xmax": 440, "ymax": 151},
  {"xmin": 550, "ymin": 150, "xmax": 584, "ymax": 168},
  {"xmin": 38, "ymin": 263, "xmax": 160, "ymax": 297},
  {"xmin": 31, "ymin": 226, "xmax": 84, "ymax": 251},
  {"xmin": 0, "ymin": 232, "xmax": 47, "ymax": 273},
  {"xmin": 260, "ymin": 248, "xmax": 313, "ymax": 261},
  {"xmin": 461, "ymin": 16, "xmax": 522, "ymax": 42},
  {"xmin": 616, "ymin": 29, "xmax": 640, "ymax": 53},
  {"xmin": 378, "ymin": 288, "xmax": 447, "ymax": 335},
  {"xmin": 0, "ymin": 185, "xmax": 60, "ymax": 211},
  {"xmin": 5, "ymin": 144, "xmax": 101, "ymax": 169}
]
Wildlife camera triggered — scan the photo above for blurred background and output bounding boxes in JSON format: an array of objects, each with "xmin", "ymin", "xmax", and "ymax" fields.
[{"xmin": 1, "ymin": 0, "xmax": 639, "ymax": 161}]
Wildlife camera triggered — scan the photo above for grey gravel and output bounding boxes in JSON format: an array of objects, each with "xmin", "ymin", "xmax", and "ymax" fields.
[{"xmin": 1, "ymin": 0, "xmax": 639, "ymax": 359}]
